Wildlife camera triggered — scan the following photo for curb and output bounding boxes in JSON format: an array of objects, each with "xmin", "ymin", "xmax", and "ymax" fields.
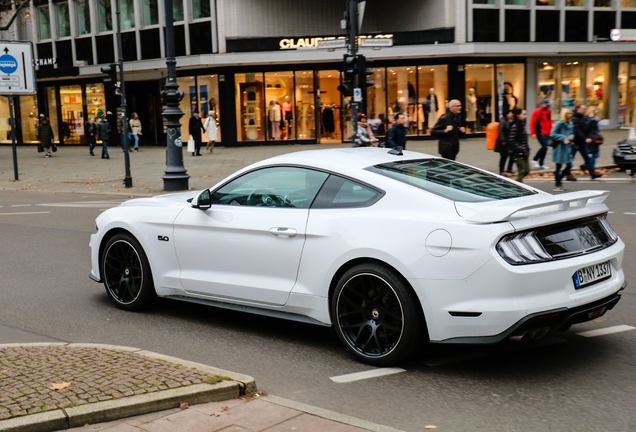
[{"xmin": 0, "ymin": 343, "xmax": 257, "ymax": 432}]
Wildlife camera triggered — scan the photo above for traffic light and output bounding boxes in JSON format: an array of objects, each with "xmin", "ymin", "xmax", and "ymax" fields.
[
  {"xmin": 358, "ymin": 55, "xmax": 374, "ymax": 88},
  {"xmin": 337, "ymin": 54, "xmax": 357, "ymax": 97},
  {"xmin": 100, "ymin": 63, "xmax": 118, "ymax": 85}
]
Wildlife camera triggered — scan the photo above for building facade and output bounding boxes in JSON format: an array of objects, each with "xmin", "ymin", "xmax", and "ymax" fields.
[{"xmin": 1, "ymin": 0, "xmax": 636, "ymax": 147}]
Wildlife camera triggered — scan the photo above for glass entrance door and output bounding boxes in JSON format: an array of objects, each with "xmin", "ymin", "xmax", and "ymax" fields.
[{"xmin": 317, "ymin": 70, "xmax": 342, "ymax": 143}]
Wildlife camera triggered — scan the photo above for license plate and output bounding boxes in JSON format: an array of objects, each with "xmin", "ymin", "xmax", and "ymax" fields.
[
  {"xmin": 573, "ymin": 260, "xmax": 612, "ymax": 289},
  {"xmin": 625, "ymin": 154, "xmax": 636, "ymax": 160}
]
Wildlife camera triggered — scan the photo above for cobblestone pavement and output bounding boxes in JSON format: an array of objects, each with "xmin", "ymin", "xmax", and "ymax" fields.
[{"xmin": 0, "ymin": 345, "xmax": 218, "ymax": 421}]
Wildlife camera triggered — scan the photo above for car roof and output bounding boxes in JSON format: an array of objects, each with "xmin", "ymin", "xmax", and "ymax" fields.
[{"xmin": 256, "ymin": 148, "xmax": 437, "ymax": 172}]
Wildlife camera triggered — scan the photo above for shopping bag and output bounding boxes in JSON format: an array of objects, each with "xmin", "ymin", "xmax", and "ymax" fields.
[
  {"xmin": 187, "ymin": 135, "xmax": 195, "ymax": 152},
  {"xmin": 37, "ymin": 144, "xmax": 44, "ymax": 153}
]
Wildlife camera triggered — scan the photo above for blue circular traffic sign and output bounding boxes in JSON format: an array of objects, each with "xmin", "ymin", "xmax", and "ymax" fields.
[{"xmin": 0, "ymin": 54, "xmax": 18, "ymax": 74}]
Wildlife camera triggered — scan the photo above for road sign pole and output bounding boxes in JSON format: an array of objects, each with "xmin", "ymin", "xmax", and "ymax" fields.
[{"xmin": 9, "ymin": 96, "xmax": 18, "ymax": 181}]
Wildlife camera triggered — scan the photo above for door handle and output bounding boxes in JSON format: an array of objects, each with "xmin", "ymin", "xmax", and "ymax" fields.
[{"xmin": 269, "ymin": 227, "xmax": 297, "ymax": 238}]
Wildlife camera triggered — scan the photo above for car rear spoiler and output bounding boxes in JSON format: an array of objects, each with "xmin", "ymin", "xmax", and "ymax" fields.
[{"xmin": 462, "ymin": 190, "xmax": 610, "ymax": 223}]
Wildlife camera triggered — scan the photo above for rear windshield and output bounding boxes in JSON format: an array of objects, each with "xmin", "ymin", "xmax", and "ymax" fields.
[{"xmin": 369, "ymin": 159, "xmax": 536, "ymax": 202}]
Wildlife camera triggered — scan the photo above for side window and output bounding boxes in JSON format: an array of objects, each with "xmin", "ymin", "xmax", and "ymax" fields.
[
  {"xmin": 312, "ymin": 175, "xmax": 383, "ymax": 209},
  {"xmin": 211, "ymin": 166, "xmax": 329, "ymax": 208}
]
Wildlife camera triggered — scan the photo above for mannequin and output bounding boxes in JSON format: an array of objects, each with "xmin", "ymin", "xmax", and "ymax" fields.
[
  {"xmin": 269, "ymin": 100, "xmax": 281, "ymax": 139},
  {"xmin": 427, "ymin": 89, "xmax": 439, "ymax": 128},
  {"xmin": 282, "ymin": 96, "xmax": 294, "ymax": 139},
  {"xmin": 204, "ymin": 110, "xmax": 218, "ymax": 153},
  {"xmin": 466, "ymin": 87, "xmax": 477, "ymax": 132}
]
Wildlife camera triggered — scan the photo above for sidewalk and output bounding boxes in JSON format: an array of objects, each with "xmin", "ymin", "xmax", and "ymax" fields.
[
  {"xmin": 0, "ymin": 344, "xmax": 397, "ymax": 432},
  {"xmin": 0, "ymin": 130, "xmax": 624, "ymax": 197}
]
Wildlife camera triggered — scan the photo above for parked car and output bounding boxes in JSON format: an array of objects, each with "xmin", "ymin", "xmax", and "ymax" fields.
[
  {"xmin": 90, "ymin": 148, "xmax": 626, "ymax": 365},
  {"xmin": 613, "ymin": 138, "xmax": 636, "ymax": 172}
]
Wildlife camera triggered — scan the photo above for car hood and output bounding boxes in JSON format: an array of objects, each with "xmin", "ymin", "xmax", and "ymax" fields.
[
  {"xmin": 118, "ymin": 191, "xmax": 197, "ymax": 208},
  {"xmin": 454, "ymin": 190, "xmax": 611, "ymax": 230}
]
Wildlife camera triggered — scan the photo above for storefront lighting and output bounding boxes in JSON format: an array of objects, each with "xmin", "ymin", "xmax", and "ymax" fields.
[
  {"xmin": 573, "ymin": 62, "xmax": 579, "ymax": 64},
  {"xmin": 543, "ymin": 62, "xmax": 548, "ymax": 65}
]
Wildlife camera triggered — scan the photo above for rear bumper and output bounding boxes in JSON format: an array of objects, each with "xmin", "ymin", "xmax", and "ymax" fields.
[{"xmin": 435, "ymin": 283, "xmax": 625, "ymax": 344}]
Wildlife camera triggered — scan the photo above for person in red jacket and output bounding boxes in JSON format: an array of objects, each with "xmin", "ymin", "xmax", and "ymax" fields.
[{"xmin": 530, "ymin": 99, "xmax": 552, "ymax": 169}]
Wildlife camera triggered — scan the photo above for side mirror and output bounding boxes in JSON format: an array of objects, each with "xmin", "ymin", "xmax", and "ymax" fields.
[{"xmin": 192, "ymin": 189, "xmax": 212, "ymax": 210}]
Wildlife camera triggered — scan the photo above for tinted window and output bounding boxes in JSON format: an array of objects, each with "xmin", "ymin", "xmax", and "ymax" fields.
[
  {"xmin": 370, "ymin": 159, "xmax": 536, "ymax": 202},
  {"xmin": 312, "ymin": 176, "xmax": 383, "ymax": 209},
  {"xmin": 211, "ymin": 166, "xmax": 329, "ymax": 208}
]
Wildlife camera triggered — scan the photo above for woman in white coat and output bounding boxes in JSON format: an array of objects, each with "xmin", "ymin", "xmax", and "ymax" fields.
[{"xmin": 204, "ymin": 111, "xmax": 218, "ymax": 153}]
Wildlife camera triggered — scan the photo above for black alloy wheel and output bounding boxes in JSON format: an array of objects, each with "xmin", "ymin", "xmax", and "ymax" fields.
[
  {"xmin": 101, "ymin": 233, "xmax": 155, "ymax": 311},
  {"xmin": 332, "ymin": 263, "xmax": 426, "ymax": 366}
]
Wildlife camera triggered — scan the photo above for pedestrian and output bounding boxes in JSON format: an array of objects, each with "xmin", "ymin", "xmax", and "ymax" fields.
[
  {"xmin": 572, "ymin": 104, "xmax": 601, "ymax": 180},
  {"xmin": 117, "ymin": 112, "xmax": 127, "ymax": 152},
  {"xmin": 204, "ymin": 110, "xmax": 218, "ymax": 153},
  {"xmin": 509, "ymin": 108, "xmax": 530, "ymax": 183},
  {"xmin": 37, "ymin": 116, "xmax": 55, "ymax": 158},
  {"xmin": 431, "ymin": 99, "xmax": 465, "ymax": 160},
  {"xmin": 85, "ymin": 117, "xmax": 97, "ymax": 156},
  {"xmin": 549, "ymin": 108, "xmax": 575, "ymax": 192},
  {"xmin": 387, "ymin": 113, "xmax": 407, "ymax": 149},
  {"xmin": 494, "ymin": 110, "xmax": 515, "ymax": 176},
  {"xmin": 97, "ymin": 113, "xmax": 111, "ymax": 159},
  {"xmin": 129, "ymin": 112, "xmax": 142, "ymax": 152},
  {"xmin": 585, "ymin": 106, "xmax": 602, "ymax": 174},
  {"xmin": 189, "ymin": 109, "xmax": 205, "ymax": 156},
  {"xmin": 530, "ymin": 99, "xmax": 552, "ymax": 170},
  {"xmin": 354, "ymin": 113, "xmax": 379, "ymax": 147}
]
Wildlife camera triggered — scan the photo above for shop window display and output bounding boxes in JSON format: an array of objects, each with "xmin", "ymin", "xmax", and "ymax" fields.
[
  {"xmin": 236, "ymin": 73, "xmax": 265, "ymax": 142},
  {"xmin": 538, "ymin": 62, "xmax": 556, "ymax": 108},
  {"xmin": 387, "ymin": 67, "xmax": 417, "ymax": 134},
  {"xmin": 619, "ymin": 62, "xmax": 629, "ymax": 125},
  {"xmin": 177, "ymin": 76, "xmax": 196, "ymax": 143},
  {"xmin": 265, "ymin": 72, "xmax": 294, "ymax": 140},
  {"xmin": 465, "ymin": 64, "xmax": 494, "ymax": 133},
  {"xmin": 417, "ymin": 65, "xmax": 448, "ymax": 135},
  {"xmin": 586, "ymin": 62, "xmax": 610, "ymax": 120},
  {"xmin": 295, "ymin": 71, "xmax": 316, "ymax": 140},
  {"xmin": 45, "ymin": 87, "xmax": 60, "ymax": 143},
  {"xmin": 317, "ymin": 70, "xmax": 342, "ymax": 143},
  {"xmin": 60, "ymin": 85, "xmax": 84, "ymax": 144},
  {"xmin": 496, "ymin": 64, "xmax": 524, "ymax": 114},
  {"xmin": 0, "ymin": 96, "xmax": 9, "ymax": 143},
  {"xmin": 561, "ymin": 62, "xmax": 581, "ymax": 110},
  {"xmin": 86, "ymin": 83, "xmax": 105, "ymax": 121},
  {"xmin": 197, "ymin": 75, "xmax": 221, "ymax": 144},
  {"xmin": 20, "ymin": 95, "xmax": 40, "ymax": 142},
  {"xmin": 624, "ymin": 63, "xmax": 636, "ymax": 127},
  {"xmin": 366, "ymin": 68, "xmax": 387, "ymax": 138}
]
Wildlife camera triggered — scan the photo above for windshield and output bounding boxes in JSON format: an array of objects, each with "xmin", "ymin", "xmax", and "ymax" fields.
[{"xmin": 369, "ymin": 159, "xmax": 536, "ymax": 202}]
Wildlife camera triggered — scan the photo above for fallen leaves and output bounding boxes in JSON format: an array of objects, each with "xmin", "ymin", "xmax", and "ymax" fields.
[
  {"xmin": 180, "ymin": 401, "xmax": 189, "ymax": 410},
  {"xmin": 50, "ymin": 382, "xmax": 71, "ymax": 390},
  {"xmin": 214, "ymin": 412, "xmax": 223, "ymax": 417},
  {"xmin": 424, "ymin": 426, "xmax": 437, "ymax": 430}
]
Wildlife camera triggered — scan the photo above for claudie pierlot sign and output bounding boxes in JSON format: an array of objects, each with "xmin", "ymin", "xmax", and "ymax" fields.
[{"xmin": 225, "ymin": 29, "xmax": 454, "ymax": 53}]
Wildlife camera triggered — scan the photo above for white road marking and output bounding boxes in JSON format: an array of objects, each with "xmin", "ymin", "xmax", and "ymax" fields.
[
  {"xmin": 330, "ymin": 367, "xmax": 405, "ymax": 383},
  {"xmin": 37, "ymin": 201, "xmax": 123, "ymax": 209},
  {"xmin": 625, "ymin": 212, "xmax": 636, "ymax": 216},
  {"xmin": 0, "ymin": 211, "xmax": 51, "ymax": 216},
  {"xmin": 422, "ymin": 351, "xmax": 489, "ymax": 367},
  {"xmin": 11, "ymin": 204, "xmax": 31, "ymax": 207},
  {"xmin": 577, "ymin": 325, "xmax": 636, "ymax": 338},
  {"xmin": 608, "ymin": 211, "xmax": 615, "ymax": 214}
]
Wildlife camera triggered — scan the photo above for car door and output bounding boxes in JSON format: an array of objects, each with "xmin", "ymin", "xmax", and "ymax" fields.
[{"xmin": 173, "ymin": 166, "xmax": 329, "ymax": 305}]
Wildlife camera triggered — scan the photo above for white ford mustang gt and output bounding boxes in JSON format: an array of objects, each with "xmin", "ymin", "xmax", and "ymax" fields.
[{"xmin": 90, "ymin": 148, "xmax": 626, "ymax": 365}]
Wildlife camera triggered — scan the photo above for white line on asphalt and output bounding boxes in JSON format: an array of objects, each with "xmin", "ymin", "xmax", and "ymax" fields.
[
  {"xmin": 422, "ymin": 351, "xmax": 490, "ymax": 367},
  {"xmin": 625, "ymin": 212, "xmax": 636, "ymax": 215},
  {"xmin": 0, "ymin": 211, "xmax": 51, "ymax": 216},
  {"xmin": 608, "ymin": 211, "xmax": 615, "ymax": 214},
  {"xmin": 577, "ymin": 325, "xmax": 636, "ymax": 338},
  {"xmin": 11, "ymin": 204, "xmax": 31, "ymax": 207},
  {"xmin": 330, "ymin": 367, "xmax": 405, "ymax": 383}
]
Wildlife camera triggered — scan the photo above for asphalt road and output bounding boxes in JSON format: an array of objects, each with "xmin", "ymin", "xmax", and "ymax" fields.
[{"xmin": 0, "ymin": 177, "xmax": 635, "ymax": 432}]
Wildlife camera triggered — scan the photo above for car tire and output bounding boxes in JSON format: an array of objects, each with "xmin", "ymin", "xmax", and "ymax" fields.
[
  {"xmin": 331, "ymin": 263, "xmax": 426, "ymax": 366},
  {"xmin": 101, "ymin": 232, "xmax": 156, "ymax": 311}
]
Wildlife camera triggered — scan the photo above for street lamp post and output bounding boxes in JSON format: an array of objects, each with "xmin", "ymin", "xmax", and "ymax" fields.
[
  {"xmin": 161, "ymin": 0, "xmax": 189, "ymax": 191},
  {"xmin": 114, "ymin": 0, "xmax": 132, "ymax": 188}
]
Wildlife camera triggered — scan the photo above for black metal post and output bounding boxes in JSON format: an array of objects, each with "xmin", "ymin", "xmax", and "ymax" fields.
[
  {"xmin": 114, "ymin": 0, "xmax": 133, "ymax": 188},
  {"xmin": 9, "ymin": 96, "xmax": 18, "ymax": 181},
  {"xmin": 162, "ymin": 0, "xmax": 189, "ymax": 191},
  {"xmin": 348, "ymin": 0, "xmax": 359, "ymax": 145}
]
